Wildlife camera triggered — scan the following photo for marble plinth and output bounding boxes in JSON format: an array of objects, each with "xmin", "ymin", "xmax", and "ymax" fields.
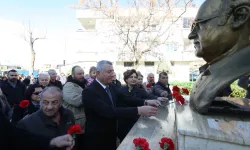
[
  {"xmin": 117, "ymin": 102, "xmax": 177, "ymax": 150},
  {"xmin": 117, "ymin": 101, "xmax": 250, "ymax": 150},
  {"xmin": 176, "ymin": 104, "xmax": 250, "ymax": 150}
]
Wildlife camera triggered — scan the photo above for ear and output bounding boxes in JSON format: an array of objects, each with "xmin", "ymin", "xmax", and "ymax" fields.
[
  {"xmin": 232, "ymin": 6, "xmax": 250, "ymax": 29},
  {"xmin": 96, "ymin": 71, "xmax": 100, "ymax": 76}
]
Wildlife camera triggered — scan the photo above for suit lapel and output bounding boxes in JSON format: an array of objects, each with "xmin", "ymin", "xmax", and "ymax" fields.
[
  {"xmin": 92, "ymin": 80, "xmax": 114, "ymax": 106},
  {"xmin": 109, "ymin": 85, "xmax": 116, "ymax": 106}
]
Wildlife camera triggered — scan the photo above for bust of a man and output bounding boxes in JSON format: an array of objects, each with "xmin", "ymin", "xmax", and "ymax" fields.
[{"xmin": 188, "ymin": 0, "xmax": 250, "ymax": 114}]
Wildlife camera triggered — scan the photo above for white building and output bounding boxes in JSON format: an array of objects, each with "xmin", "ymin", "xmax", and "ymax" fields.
[{"xmin": 61, "ymin": 6, "xmax": 204, "ymax": 82}]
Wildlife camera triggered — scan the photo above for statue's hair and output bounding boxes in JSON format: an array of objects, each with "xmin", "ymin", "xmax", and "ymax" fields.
[{"xmin": 218, "ymin": 0, "xmax": 250, "ymax": 25}]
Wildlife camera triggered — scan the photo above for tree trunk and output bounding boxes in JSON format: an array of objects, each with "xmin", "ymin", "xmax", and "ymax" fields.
[
  {"xmin": 134, "ymin": 59, "xmax": 140, "ymax": 69},
  {"xmin": 30, "ymin": 43, "xmax": 35, "ymax": 75}
]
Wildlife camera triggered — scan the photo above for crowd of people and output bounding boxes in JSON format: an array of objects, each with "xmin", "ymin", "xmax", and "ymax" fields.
[
  {"xmin": 1, "ymin": 60, "xmax": 249, "ymax": 150},
  {"xmin": 0, "ymin": 60, "xmax": 176, "ymax": 150}
]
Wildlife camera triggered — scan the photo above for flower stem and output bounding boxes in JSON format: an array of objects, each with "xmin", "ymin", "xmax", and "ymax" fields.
[{"xmin": 164, "ymin": 143, "xmax": 169, "ymax": 150}]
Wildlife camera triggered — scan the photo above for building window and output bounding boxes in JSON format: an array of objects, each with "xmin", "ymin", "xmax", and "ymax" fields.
[
  {"xmin": 165, "ymin": 43, "xmax": 179, "ymax": 52},
  {"xmin": 145, "ymin": 61, "xmax": 154, "ymax": 66},
  {"xmin": 124, "ymin": 62, "xmax": 134, "ymax": 67},
  {"xmin": 183, "ymin": 18, "xmax": 194, "ymax": 28}
]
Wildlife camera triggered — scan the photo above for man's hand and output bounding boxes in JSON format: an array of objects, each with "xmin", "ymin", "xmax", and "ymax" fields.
[
  {"xmin": 145, "ymin": 100, "xmax": 161, "ymax": 107},
  {"xmin": 50, "ymin": 134, "xmax": 74, "ymax": 150},
  {"xmin": 138, "ymin": 106, "xmax": 158, "ymax": 116},
  {"xmin": 157, "ymin": 97, "xmax": 168, "ymax": 102}
]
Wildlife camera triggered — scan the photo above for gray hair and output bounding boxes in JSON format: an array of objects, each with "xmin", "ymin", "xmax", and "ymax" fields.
[
  {"xmin": 38, "ymin": 73, "xmax": 50, "ymax": 79},
  {"xmin": 48, "ymin": 69, "xmax": 56, "ymax": 75},
  {"xmin": 96, "ymin": 60, "xmax": 113, "ymax": 72},
  {"xmin": 40, "ymin": 86, "xmax": 63, "ymax": 102}
]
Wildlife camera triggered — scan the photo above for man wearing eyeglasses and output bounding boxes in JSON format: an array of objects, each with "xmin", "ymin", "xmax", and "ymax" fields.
[
  {"xmin": 188, "ymin": 0, "xmax": 250, "ymax": 114},
  {"xmin": 1, "ymin": 70, "xmax": 26, "ymax": 107}
]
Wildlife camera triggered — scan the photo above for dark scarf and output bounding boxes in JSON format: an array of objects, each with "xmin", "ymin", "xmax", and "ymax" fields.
[{"xmin": 67, "ymin": 75, "xmax": 87, "ymax": 89}]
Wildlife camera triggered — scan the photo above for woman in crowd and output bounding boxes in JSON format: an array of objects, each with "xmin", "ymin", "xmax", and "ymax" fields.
[
  {"xmin": 117, "ymin": 69, "xmax": 166, "ymax": 141},
  {"xmin": 11, "ymin": 84, "xmax": 43, "ymax": 124}
]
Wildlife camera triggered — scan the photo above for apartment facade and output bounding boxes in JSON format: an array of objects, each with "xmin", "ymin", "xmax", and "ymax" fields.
[{"xmin": 61, "ymin": 6, "xmax": 204, "ymax": 82}]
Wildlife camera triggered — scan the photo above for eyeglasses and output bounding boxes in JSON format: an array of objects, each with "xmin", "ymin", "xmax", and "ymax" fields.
[{"xmin": 191, "ymin": 15, "xmax": 219, "ymax": 32}]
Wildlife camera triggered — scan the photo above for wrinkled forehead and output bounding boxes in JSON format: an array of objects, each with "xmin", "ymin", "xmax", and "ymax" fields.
[
  {"xmin": 195, "ymin": 0, "xmax": 223, "ymax": 21},
  {"xmin": 42, "ymin": 92, "xmax": 61, "ymax": 101}
]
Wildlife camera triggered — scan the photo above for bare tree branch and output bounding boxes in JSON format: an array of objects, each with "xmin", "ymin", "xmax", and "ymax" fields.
[
  {"xmin": 18, "ymin": 21, "xmax": 47, "ymax": 73},
  {"xmin": 76, "ymin": 0, "xmax": 195, "ymax": 68}
]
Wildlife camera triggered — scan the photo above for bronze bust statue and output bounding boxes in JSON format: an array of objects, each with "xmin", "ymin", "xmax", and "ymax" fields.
[{"xmin": 188, "ymin": 0, "xmax": 250, "ymax": 114}]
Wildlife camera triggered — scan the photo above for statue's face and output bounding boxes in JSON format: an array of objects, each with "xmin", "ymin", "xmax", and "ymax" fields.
[{"xmin": 188, "ymin": 0, "xmax": 239, "ymax": 62}]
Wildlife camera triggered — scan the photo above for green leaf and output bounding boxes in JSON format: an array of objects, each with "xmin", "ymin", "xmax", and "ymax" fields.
[
  {"xmin": 164, "ymin": 143, "xmax": 169, "ymax": 150},
  {"xmin": 136, "ymin": 146, "xmax": 142, "ymax": 150}
]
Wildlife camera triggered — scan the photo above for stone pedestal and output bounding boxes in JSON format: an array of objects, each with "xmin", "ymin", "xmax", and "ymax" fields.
[
  {"xmin": 117, "ymin": 101, "xmax": 250, "ymax": 150},
  {"xmin": 117, "ymin": 102, "xmax": 177, "ymax": 150}
]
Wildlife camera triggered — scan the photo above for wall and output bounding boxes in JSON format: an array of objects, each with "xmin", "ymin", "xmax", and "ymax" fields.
[{"xmin": 171, "ymin": 61, "xmax": 190, "ymax": 81}]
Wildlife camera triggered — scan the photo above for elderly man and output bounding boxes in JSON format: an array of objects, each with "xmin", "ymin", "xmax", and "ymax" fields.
[
  {"xmin": 82, "ymin": 60, "xmax": 161, "ymax": 150},
  {"xmin": 142, "ymin": 73, "xmax": 155, "ymax": 94},
  {"xmin": 48, "ymin": 69, "xmax": 63, "ymax": 89},
  {"xmin": 1, "ymin": 109, "xmax": 74, "ymax": 150},
  {"xmin": 17, "ymin": 86, "xmax": 75, "ymax": 139},
  {"xmin": 37, "ymin": 73, "xmax": 50, "ymax": 88},
  {"xmin": 188, "ymin": 0, "xmax": 250, "ymax": 114}
]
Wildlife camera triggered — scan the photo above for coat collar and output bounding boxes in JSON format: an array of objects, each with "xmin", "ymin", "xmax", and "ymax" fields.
[
  {"xmin": 38, "ymin": 106, "xmax": 71, "ymax": 127},
  {"xmin": 91, "ymin": 80, "xmax": 115, "ymax": 106}
]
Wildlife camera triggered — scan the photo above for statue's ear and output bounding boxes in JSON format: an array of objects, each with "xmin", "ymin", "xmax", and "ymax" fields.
[{"xmin": 232, "ymin": 6, "xmax": 250, "ymax": 29}]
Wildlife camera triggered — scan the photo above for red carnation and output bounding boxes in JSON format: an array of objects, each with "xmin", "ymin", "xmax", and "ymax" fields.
[
  {"xmin": 146, "ymin": 84, "xmax": 152, "ymax": 88},
  {"xmin": 175, "ymin": 94, "xmax": 185, "ymax": 105},
  {"xmin": 159, "ymin": 137, "xmax": 175, "ymax": 150},
  {"xmin": 181, "ymin": 88, "xmax": 189, "ymax": 95},
  {"xmin": 172, "ymin": 86, "xmax": 180, "ymax": 93},
  {"xmin": 133, "ymin": 137, "xmax": 150, "ymax": 150},
  {"xmin": 19, "ymin": 100, "xmax": 30, "ymax": 108},
  {"xmin": 67, "ymin": 124, "xmax": 82, "ymax": 135},
  {"xmin": 172, "ymin": 91, "xmax": 179, "ymax": 98}
]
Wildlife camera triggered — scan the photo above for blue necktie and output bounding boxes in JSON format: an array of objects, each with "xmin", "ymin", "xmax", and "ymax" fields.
[{"xmin": 105, "ymin": 86, "xmax": 114, "ymax": 106}]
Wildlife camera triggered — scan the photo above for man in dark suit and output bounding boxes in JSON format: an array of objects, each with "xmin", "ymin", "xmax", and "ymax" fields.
[{"xmin": 82, "ymin": 60, "xmax": 161, "ymax": 150}]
